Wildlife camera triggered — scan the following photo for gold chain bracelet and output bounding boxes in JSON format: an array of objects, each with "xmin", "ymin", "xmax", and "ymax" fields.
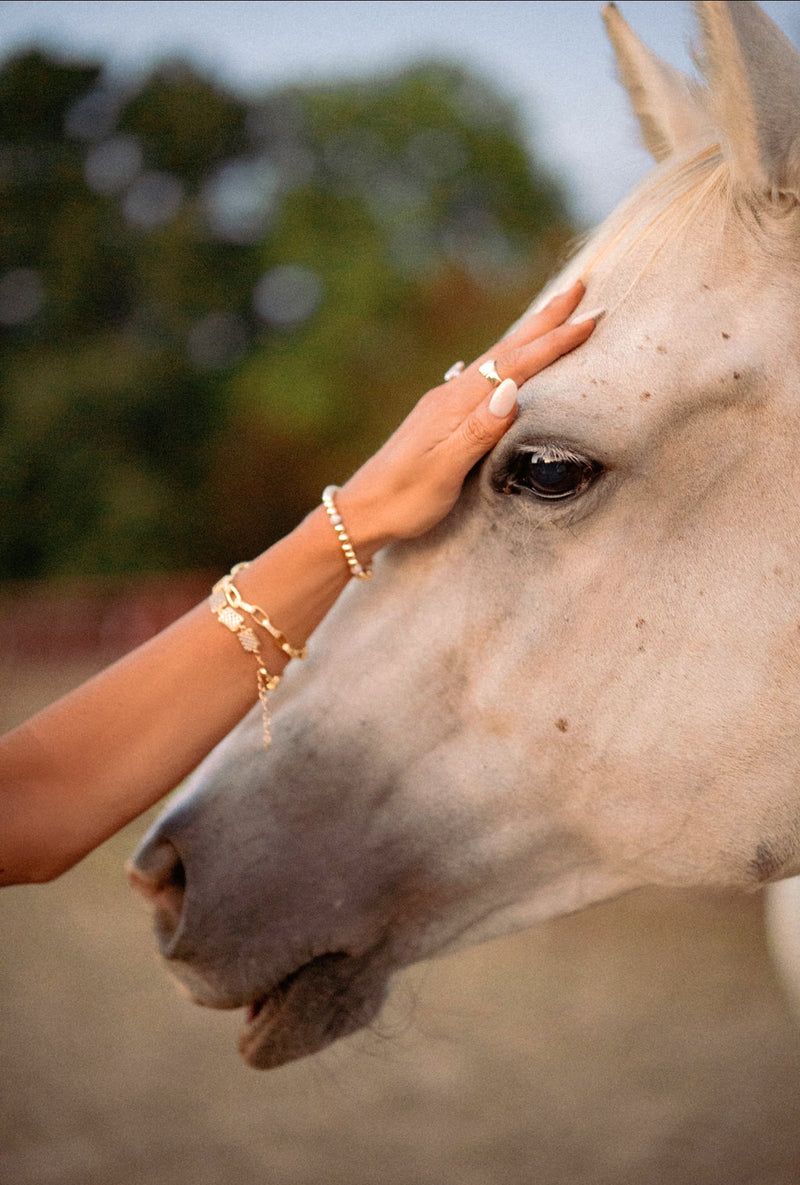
[
  {"xmin": 209, "ymin": 563, "xmax": 306, "ymax": 746},
  {"xmin": 214, "ymin": 562, "xmax": 307, "ymax": 660}
]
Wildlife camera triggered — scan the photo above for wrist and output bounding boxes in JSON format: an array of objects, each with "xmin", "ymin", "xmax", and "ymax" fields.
[
  {"xmin": 321, "ymin": 486, "xmax": 373, "ymax": 581},
  {"xmin": 336, "ymin": 479, "xmax": 395, "ymax": 562}
]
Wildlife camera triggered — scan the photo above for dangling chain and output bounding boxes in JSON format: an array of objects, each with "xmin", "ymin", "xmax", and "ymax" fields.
[{"xmin": 209, "ymin": 562, "xmax": 306, "ymax": 746}]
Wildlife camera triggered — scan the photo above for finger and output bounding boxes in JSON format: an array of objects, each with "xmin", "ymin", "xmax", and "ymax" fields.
[
  {"xmin": 488, "ymin": 377, "xmax": 519, "ymax": 419},
  {"xmin": 495, "ymin": 313, "xmax": 599, "ymax": 386},
  {"xmin": 453, "ymin": 380, "xmax": 518, "ymax": 467},
  {"xmin": 435, "ymin": 309, "xmax": 596, "ymax": 424},
  {"xmin": 499, "ymin": 279, "xmax": 586, "ymax": 353}
]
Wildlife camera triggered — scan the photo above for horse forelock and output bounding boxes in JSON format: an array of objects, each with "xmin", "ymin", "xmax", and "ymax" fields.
[
  {"xmin": 537, "ymin": 134, "xmax": 798, "ymax": 324},
  {"xmin": 579, "ymin": 143, "xmax": 730, "ymax": 279}
]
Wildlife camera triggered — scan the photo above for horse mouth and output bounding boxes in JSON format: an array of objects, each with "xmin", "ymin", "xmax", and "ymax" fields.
[{"xmin": 239, "ymin": 950, "xmax": 390, "ymax": 1069}]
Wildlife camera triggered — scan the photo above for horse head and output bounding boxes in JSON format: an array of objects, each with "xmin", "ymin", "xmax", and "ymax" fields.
[{"xmin": 130, "ymin": 2, "xmax": 800, "ymax": 1068}]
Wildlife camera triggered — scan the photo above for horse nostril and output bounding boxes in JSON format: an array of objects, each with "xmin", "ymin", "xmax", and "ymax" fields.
[
  {"xmin": 126, "ymin": 839, "xmax": 186, "ymax": 950},
  {"xmin": 127, "ymin": 837, "xmax": 184, "ymax": 896}
]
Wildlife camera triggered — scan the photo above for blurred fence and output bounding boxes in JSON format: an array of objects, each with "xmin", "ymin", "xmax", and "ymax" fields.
[{"xmin": 0, "ymin": 573, "xmax": 212, "ymax": 662}]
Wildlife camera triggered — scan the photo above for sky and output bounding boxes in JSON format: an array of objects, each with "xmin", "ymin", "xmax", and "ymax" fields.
[{"xmin": 0, "ymin": 1, "xmax": 797, "ymax": 225}]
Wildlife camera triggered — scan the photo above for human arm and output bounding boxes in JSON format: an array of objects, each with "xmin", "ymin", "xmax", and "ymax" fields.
[{"xmin": 0, "ymin": 281, "xmax": 594, "ymax": 886}]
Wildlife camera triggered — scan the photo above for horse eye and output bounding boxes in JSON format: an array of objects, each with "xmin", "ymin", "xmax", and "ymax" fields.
[{"xmin": 502, "ymin": 449, "xmax": 600, "ymax": 501}]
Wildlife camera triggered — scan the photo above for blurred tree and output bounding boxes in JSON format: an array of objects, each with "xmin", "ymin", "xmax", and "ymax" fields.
[{"xmin": 0, "ymin": 50, "xmax": 575, "ymax": 579}]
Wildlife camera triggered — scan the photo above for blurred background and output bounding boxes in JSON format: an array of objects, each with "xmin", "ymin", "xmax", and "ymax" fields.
[
  {"xmin": 3, "ymin": 4, "xmax": 800, "ymax": 1183},
  {"xmin": 0, "ymin": 0, "xmax": 792, "ymax": 593},
  {"xmin": 0, "ymin": 2, "xmax": 583, "ymax": 594}
]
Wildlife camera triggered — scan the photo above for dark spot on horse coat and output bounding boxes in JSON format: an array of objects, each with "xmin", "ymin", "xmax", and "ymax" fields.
[
  {"xmin": 555, "ymin": 718, "xmax": 569, "ymax": 733},
  {"xmin": 722, "ymin": 332, "xmax": 731, "ymax": 339},
  {"xmin": 635, "ymin": 618, "xmax": 646, "ymax": 629},
  {"xmin": 751, "ymin": 841, "xmax": 787, "ymax": 882},
  {"xmin": 640, "ymin": 391, "xmax": 652, "ymax": 401},
  {"xmin": 656, "ymin": 345, "xmax": 667, "ymax": 354},
  {"xmin": 733, "ymin": 372, "xmax": 740, "ymax": 380}
]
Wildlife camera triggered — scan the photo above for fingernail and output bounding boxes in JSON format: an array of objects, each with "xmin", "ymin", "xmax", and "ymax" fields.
[
  {"xmin": 489, "ymin": 377, "xmax": 518, "ymax": 418},
  {"xmin": 570, "ymin": 306, "xmax": 606, "ymax": 325},
  {"xmin": 548, "ymin": 278, "xmax": 582, "ymax": 301}
]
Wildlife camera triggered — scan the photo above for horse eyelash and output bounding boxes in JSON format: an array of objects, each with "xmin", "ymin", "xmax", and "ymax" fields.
[{"xmin": 518, "ymin": 443, "xmax": 589, "ymax": 465}]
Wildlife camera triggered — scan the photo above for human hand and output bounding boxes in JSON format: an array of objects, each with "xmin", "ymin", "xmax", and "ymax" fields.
[{"xmin": 338, "ymin": 279, "xmax": 597, "ymax": 556}]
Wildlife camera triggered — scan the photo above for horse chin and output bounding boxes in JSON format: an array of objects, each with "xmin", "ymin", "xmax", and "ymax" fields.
[{"xmin": 237, "ymin": 950, "xmax": 391, "ymax": 1069}]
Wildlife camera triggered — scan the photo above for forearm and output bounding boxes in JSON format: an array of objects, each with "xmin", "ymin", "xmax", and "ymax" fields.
[
  {"xmin": 0, "ymin": 280, "xmax": 594, "ymax": 887},
  {"xmin": 0, "ymin": 505, "xmax": 354, "ymax": 885}
]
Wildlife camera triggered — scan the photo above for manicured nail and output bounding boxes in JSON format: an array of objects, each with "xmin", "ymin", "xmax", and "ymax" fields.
[
  {"xmin": 548, "ymin": 278, "xmax": 583, "ymax": 301},
  {"xmin": 489, "ymin": 377, "xmax": 518, "ymax": 418},
  {"xmin": 570, "ymin": 306, "xmax": 606, "ymax": 325}
]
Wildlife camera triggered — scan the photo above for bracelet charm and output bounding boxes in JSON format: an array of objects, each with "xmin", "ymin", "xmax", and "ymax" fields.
[{"xmin": 209, "ymin": 564, "xmax": 305, "ymax": 746}]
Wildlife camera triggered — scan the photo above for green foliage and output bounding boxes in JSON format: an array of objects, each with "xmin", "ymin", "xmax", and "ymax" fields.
[{"xmin": 0, "ymin": 49, "xmax": 575, "ymax": 579}]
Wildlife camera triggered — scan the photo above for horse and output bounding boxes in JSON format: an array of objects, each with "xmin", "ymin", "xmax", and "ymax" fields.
[{"xmin": 129, "ymin": 1, "xmax": 800, "ymax": 1070}]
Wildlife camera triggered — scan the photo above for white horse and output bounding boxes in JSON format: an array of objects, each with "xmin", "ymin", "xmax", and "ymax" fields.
[{"xmin": 130, "ymin": 1, "xmax": 800, "ymax": 1069}]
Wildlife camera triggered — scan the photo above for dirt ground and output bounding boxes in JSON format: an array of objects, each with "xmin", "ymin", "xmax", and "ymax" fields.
[{"xmin": 3, "ymin": 661, "xmax": 800, "ymax": 1185}]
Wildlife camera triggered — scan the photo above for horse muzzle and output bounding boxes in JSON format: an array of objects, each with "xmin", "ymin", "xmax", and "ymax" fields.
[{"xmin": 127, "ymin": 804, "xmax": 397, "ymax": 1067}]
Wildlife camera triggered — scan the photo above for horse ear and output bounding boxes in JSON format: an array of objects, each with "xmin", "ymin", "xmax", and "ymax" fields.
[
  {"xmin": 696, "ymin": 0, "xmax": 800, "ymax": 202},
  {"xmin": 602, "ymin": 2, "xmax": 713, "ymax": 162}
]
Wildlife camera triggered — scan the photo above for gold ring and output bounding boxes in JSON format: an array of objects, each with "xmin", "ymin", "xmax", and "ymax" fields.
[{"xmin": 478, "ymin": 360, "xmax": 503, "ymax": 387}]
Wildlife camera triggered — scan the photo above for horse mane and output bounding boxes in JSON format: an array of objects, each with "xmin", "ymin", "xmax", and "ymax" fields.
[
  {"xmin": 529, "ymin": 141, "xmax": 735, "ymax": 317},
  {"xmin": 578, "ymin": 142, "xmax": 730, "ymax": 284},
  {"xmin": 559, "ymin": 131, "xmax": 797, "ymax": 313}
]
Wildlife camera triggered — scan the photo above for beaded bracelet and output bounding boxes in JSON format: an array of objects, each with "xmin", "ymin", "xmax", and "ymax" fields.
[
  {"xmin": 321, "ymin": 486, "xmax": 372, "ymax": 581},
  {"xmin": 210, "ymin": 563, "xmax": 306, "ymax": 746}
]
